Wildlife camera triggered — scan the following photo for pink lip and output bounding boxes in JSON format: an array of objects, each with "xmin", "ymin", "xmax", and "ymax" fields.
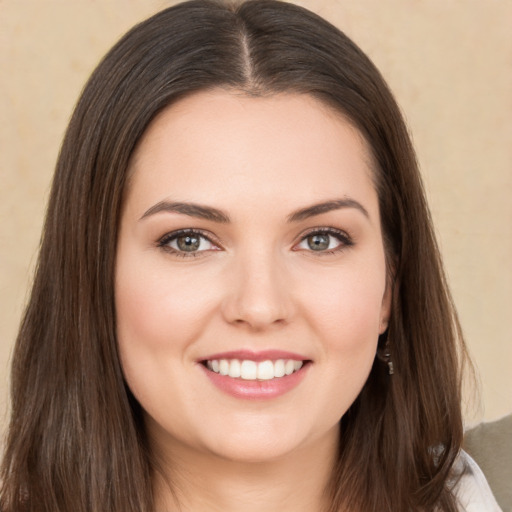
[
  {"xmin": 200, "ymin": 349, "xmax": 308, "ymax": 363},
  {"xmin": 198, "ymin": 360, "xmax": 311, "ymax": 400}
]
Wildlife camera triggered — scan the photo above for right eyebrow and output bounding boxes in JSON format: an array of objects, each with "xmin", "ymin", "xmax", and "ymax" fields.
[
  {"xmin": 287, "ymin": 198, "xmax": 369, "ymax": 223},
  {"xmin": 139, "ymin": 201, "xmax": 231, "ymax": 223}
]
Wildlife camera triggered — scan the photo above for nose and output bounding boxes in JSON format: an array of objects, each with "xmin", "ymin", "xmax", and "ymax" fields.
[{"xmin": 221, "ymin": 249, "xmax": 293, "ymax": 331}]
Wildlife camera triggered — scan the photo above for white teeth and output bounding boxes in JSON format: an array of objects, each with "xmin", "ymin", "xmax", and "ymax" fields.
[
  {"xmin": 240, "ymin": 360, "xmax": 257, "ymax": 380},
  {"xmin": 206, "ymin": 358, "xmax": 304, "ymax": 380},
  {"xmin": 274, "ymin": 359, "xmax": 285, "ymax": 378},
  {"xmin": 219, "ymin": 359, "xmax": 229, "ymax": 376},
  {"xmin": 257, "ymin": 360, "xmax": 274, "ymax": 380},
  {"xmin": 228, "ymin": 359, "xmax": 241, "ymax": 378}
]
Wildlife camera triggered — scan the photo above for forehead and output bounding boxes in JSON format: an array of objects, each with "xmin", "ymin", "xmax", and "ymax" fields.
[{"xmin": 126, "ymin": 90, "xmax": 378, "ymax": 219}]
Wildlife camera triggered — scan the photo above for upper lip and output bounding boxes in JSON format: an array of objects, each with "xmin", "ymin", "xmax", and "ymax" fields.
[{"xmin": 200, "ymin": 349, "xmax": 310, "ymax": 363}]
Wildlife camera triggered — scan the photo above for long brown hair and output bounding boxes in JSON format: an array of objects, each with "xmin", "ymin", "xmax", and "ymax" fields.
[{"xmin": 1, "ymin": 1, "xmax": 468, "ymax": 510}]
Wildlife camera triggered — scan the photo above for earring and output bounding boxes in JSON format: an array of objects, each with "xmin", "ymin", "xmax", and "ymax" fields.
[
  {"xmin": 376, "ymin": 337, "xmax": 394, "ymax": 375},
  {"xmin": 383, "ymin": 349, "xmax": 394, "ymax": 375}
]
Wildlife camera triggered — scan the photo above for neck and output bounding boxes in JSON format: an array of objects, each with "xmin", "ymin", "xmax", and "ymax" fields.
[{"xmin": 151, "ymin": 427, "xmax": 339, "ymax": 512}]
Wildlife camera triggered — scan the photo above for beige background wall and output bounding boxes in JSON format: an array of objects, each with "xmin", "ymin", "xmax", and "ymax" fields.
[{"xmin": 1, "ymin": 0, "xmax": 511, "ymax": 437}]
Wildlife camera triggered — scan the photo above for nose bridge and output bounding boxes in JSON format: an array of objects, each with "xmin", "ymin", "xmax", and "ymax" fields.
[{"xmin": 222, "ymin": 244, "xmax": 291, "ymax": 329}]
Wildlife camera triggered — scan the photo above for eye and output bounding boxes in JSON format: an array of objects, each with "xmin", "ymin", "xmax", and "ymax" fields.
[
  {"xmin": 158, "ymin": 229, "xmax": 219, "ymax": 256},
  {"xmin": 294, "ymin": 228, "xmax": 353, "ymax": 253}
]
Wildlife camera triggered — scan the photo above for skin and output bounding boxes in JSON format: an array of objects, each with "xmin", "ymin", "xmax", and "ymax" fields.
[{"xmin": 115, "ymin": 90, "xmax": 391, "ymax": 512}]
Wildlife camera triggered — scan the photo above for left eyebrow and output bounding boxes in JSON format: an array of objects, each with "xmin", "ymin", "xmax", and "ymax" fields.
[
  {"xmin": 139, "ymin": 201, "xmax": 230, "ymax": 223},
  {"xmin": 287, "ymin": 198, "xmax": 369, "ymax": 223}
]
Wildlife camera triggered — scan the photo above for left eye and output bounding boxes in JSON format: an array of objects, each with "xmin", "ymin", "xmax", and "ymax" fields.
[
  {"xmin": 295, "ymin": 230, "xmax": 351, "ymax": 252},
  {"xmin": 159, "ymin": 230, "xmax": 216, "ymax": 253}
]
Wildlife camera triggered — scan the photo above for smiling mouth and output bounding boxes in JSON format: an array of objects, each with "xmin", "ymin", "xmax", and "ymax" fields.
[{"xmin": 202, "ymin": 358, "xmax": 308, "ymax": 381}]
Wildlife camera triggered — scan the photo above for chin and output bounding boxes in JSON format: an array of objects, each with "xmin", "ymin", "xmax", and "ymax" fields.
[
  {"xmin": 206, "ymin": 435, "xmax": 304, "ymax": 464},
  {"xmin": 199, "ymin": 416, "xmax": 332, "ymax": 465}
]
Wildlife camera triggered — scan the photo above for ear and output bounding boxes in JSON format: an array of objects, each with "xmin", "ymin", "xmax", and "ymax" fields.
[{"xmin": 379, "ymin": 277, "xmax": 393, "ymax": 334}]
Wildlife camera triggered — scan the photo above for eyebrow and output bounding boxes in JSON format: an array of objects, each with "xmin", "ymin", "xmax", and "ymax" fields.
[
  {"xmin": 287, "ymin": 198, "xmax": 369, "ymax": 222},
  {"xmin": 139, "ymin": 198, "xmax": 369, "ymax": 223},
  {"xmin": 140, "ymin": 201, "xmax": 231, "ymax": 223}
]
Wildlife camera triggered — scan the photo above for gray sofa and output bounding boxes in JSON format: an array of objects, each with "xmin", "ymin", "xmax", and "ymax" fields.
[{"xmin": 464, "ymin": 414, "xmax": 512, "ymax": 512}]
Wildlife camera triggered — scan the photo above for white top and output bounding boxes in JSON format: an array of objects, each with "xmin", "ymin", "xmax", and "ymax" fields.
[{"xmin": 453, "ymin": 451, "xmax": 503, "ymax": 511}]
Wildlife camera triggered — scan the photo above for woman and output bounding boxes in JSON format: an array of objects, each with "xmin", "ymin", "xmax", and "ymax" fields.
[{"xmin": 0, "ymin": 1, "xmax": 501, "ymax": 511}]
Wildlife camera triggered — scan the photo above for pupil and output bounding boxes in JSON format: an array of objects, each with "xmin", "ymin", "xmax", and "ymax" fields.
[
  {"xmin": 308, "ymin": 234, "xmax": 329, "ymax": 251},
  {"xmin": 177, "ymin": 235, "xmax": 200, "ymax": 251}
]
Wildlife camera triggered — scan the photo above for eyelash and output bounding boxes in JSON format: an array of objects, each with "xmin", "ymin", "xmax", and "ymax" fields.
[{"xmin": 157, "ymin": 227, "xmax": 354, "ymax": 258}]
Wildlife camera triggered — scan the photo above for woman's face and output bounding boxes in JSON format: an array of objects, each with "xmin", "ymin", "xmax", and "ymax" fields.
[{"xmin": 116, "ymin": 90, "xmax": 391, "ymax": 463}]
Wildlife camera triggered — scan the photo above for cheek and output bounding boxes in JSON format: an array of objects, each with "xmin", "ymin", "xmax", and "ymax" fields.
[
  {"xmin": 115, "ymin": 255, "xmax": 217, "ymax": 353},
  {"xmin": 295, "ymin": 258, "xmax": 386, "ymax": 414},
  {"xmin": 298, "ymin": 262, "xmax": 386, "ymax": 350},
  {"xmin": 302, "ymin": 274, "xmax": 383, "ymax": 417},
  {"xmin": 114, "ymin": 251, "xmax": 224, "ymax": 413},
  {"xmin": 114, "ymin": 254, "xmax": 221, "ymax": 424}
]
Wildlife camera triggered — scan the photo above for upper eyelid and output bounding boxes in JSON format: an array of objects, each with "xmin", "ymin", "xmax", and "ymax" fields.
[
  {"xmin": 297, "ymin": 226, "xmax": 352, "ymax": 241},
  {"xmin": 300, "ymin": 226, "xmax": 348, "ymax": 235}
]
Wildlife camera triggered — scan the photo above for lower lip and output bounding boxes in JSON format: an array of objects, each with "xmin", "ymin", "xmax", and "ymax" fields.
[{"xmin": 199, "ymin": 362, "xmax": 310, "ymax": 400}]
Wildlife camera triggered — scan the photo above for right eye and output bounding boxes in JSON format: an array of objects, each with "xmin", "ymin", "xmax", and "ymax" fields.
[
  {"xmin": 293, "ymin": 227, "xmax": 354, "ymax": 255},
  {"xmin": 158, "ymin": 229, "xmax": 219, "ymax": 257}
]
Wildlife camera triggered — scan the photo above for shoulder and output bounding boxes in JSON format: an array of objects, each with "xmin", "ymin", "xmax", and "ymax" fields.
[{"xmin": 451, "ymin": 451, "xmax": 503, "ymax": 512}]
